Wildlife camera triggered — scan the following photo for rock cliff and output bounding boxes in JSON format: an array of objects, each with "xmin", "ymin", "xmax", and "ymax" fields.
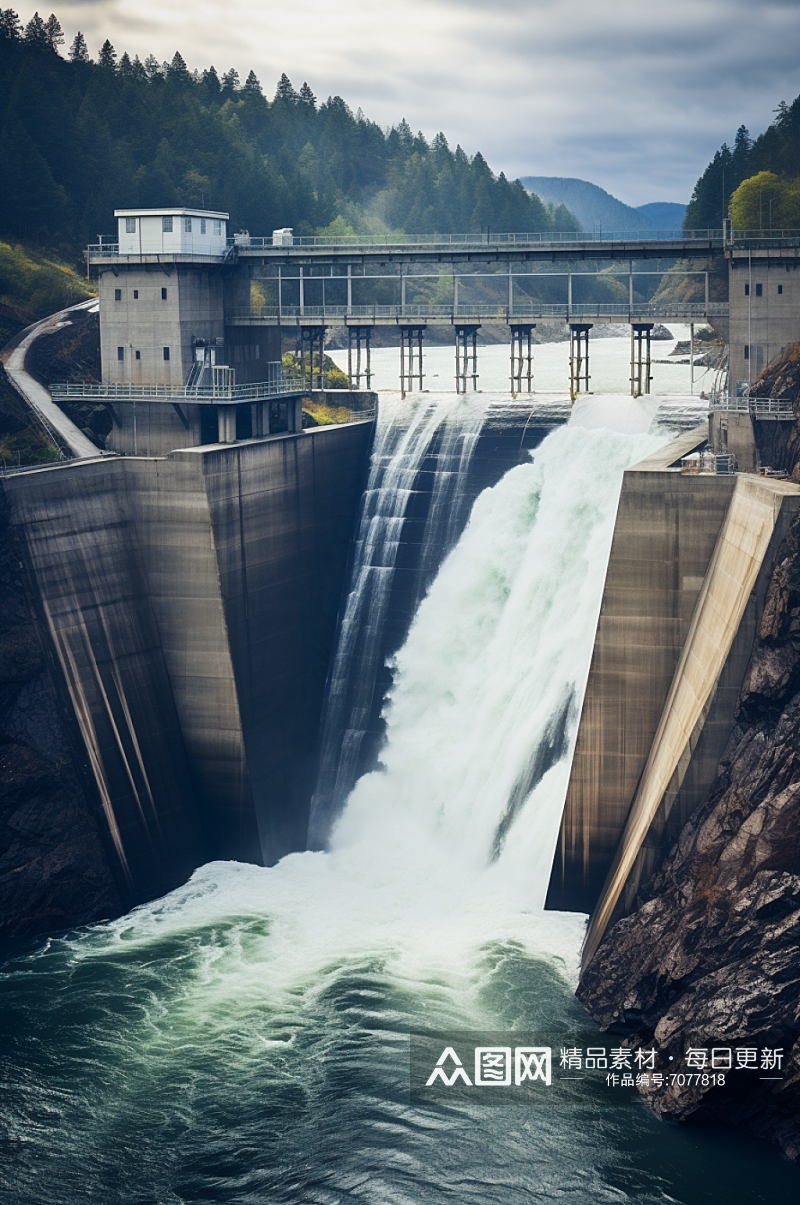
[{"xmin": 578, "ymin": 514, "xmax": 800, "ymax": 1159}]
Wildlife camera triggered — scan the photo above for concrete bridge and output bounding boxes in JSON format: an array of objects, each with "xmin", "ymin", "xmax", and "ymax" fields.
[
  {"xmin": 85, "ymin": 212, "xmax": 800, "ymax": 404},
  {"xmin": 85, "ymin": 211, "xmax": 751, "ymax": 414}
]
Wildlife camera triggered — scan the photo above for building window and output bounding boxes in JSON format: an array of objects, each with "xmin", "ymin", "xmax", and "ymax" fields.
[
  {"xmin": 756, "ymin": 283, "xmax": 763, "ymax": 297},
  {"xmin": 162, "ymin": 216, "xmax": 173, "ymax": 233},
  {"xmin": 133, "ymin": 289, "xmax": 139, "ymax": 299},
  {"xmin": 778, "ymin": 285, "xmax": 783, "ymax": 295},
  {"xmin": 163, "ymin": 347, "xmax": 170, "ymax": 361},
  {"xmin": 135, "ymin": 350, "xmax": 141, "ymax": 360},
  {"xmin": 114, "ymin": 288, "xmax": 122, "ymax": 301},
  {"xmin": 184, "ymin": 217, "xmax": 192, "ymax": 232},
  {"xmin": 161, "ymin": 287, "xmax": 168, "ymax": 300},
  {"xmin": 125, "ymin": 217, "xmax": 136, "ymax": 233},
  {"xmin": 744, "ymin": 345, "xmax": 750, "ymax": 360},
  {"xmin": 214, "ymin": 219, "xmax": 222, "ymax": 235},
  {"xmin": 200, "ymin": 218, "xmax": 207, "ymax": 234},
  {"xmin": 744, "ymin": 283, "xmax": 750, "ymax": 296},
  {"xmin": 117, "ymin": 346, "xmax": 124, "ymax": 361}
]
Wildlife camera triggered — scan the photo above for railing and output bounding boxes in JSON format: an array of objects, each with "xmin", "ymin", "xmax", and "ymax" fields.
[
  {"xmin": 681, "ymin": 452, "xmax": 737, "ymax": 475},
  {"xmin": 728, "ymin": 229, "xmax": 800, "ymax": 247},
  {"xmin": 227, "ymin": 229, "xmax": 726, "ymax": 250},
  {"xmin": 228, "ymin": 301, "xmax": 729, "ymax": 323},
  {"xmin": 50, "ymin": 378, "xmax": 307, "ymax": 403},
  {"xmin": 750, "ymin": 397, "xmax": 796, "ymax": 419},
  {"xmin": 709, "ymin": 394, "xmax": 750, "ymax": 412},
  {"xmin": 87, "ymin": 228, "xmax": 800, "ymax": 258},
  {"xmin": 709, "ymin": 395, "xmax": 795, "ymax": 419}
]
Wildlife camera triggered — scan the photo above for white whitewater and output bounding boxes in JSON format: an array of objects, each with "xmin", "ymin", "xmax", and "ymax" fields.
[{"xmin": 308, "ymin": 393, "xmax": 492, "ymax": 844}]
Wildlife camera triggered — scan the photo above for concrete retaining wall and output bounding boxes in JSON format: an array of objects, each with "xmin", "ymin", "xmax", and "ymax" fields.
[{"xmin": 2, "ymin": 420, "xmax": 372, "ymax": 909}]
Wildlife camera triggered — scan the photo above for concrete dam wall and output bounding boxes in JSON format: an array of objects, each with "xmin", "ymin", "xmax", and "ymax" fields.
[
  {"xmin": 1, "ymin": 422, "xmax": 373, "ymax": 923},
  {"xmin": 546, "ymin": 427, "xmax": 800, "ymax": 963},
  {"xmin": 2, "ymin": 398, "xmax": 555, "ymax": 939}
]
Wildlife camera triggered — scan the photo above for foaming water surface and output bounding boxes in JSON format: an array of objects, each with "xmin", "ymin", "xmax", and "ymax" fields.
[{"xmin": 2, "ymin": 401, "xmax": 799, "ymax": 1204}]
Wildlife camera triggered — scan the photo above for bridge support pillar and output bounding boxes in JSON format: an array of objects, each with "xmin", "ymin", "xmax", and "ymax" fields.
[
  {"xmin": 630, "ymin": 323, "xmax": 654, "ymax": 397},
  {"xmin": 300, "ymin": 326, "xmax": 326, "ymax": 391},
  {"xmin": 216, "ymin": 406, "xmax": 236, "ymax": 443},
  {"xmin": 569, "ymin": 323, "xmax": 592, "ymax": 401},
  {"xmin": 399, "ymin": 325, "xmax": 425, "ymax": 398},
  {"xmin": 455, "ymin": 325, "xmax": 480, "ymax": 393},
  {"xmin": 347, "ymin": 326, "xmax": 373, "ymax": 389},
  {"xmin": 251, "ymin": 401, "xmax": 267, "ymax": 437},
  {"xmin": 289, "ymin": 396, "xmax": 304, "ymax": 432},
  {"xmin": 510, "ymin": 324, "xmax": 536, "ymax": 396}
]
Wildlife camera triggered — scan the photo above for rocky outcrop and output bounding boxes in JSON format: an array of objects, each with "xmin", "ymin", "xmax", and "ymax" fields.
[
  {"xmin": 578, "ymin": 513, "xmax": 800, "ymax": 1160},
  {"xmin": 751, "ymin": 342, "xmax": 800, "ymax": 476},
  {"xmin": 0, "ymin": 494, "xmax": 121, "ymax": 943}
]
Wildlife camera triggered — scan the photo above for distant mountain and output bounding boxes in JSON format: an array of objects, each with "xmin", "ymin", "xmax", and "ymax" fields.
[
  {"xmin": 519, "ymin": 177, "xmax": 686, "ymax": 233},
  {"xmin": 634, "ymin": 202, "xmax": 687, "ymax": 229}
]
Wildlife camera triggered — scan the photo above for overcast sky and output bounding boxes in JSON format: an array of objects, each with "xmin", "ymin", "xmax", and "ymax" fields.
[{"xmin": 18, "ymin": 0, "xmax": 800, "ymax": 205}]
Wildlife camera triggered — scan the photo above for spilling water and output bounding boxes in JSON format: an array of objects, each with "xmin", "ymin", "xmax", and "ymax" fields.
[{"xmin": 2, "ymin": 404, "xmax": 797, "ymax": 1204}]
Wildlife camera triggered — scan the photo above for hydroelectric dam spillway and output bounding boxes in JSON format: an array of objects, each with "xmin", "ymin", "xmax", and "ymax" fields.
[{"xmin": 0, "ymin": 392, "xmax": 565, "ymax": 940}]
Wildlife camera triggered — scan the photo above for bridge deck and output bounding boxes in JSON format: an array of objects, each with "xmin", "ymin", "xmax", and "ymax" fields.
[{"xmin": 84, "ymin": 228, "xmax": 732, "ymax": 267}]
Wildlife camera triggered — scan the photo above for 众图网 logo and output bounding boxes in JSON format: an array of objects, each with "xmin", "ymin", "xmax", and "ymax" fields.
[{"xmin": 425, "ymin": 1046, "xmax": 552, "ymax": 1087}]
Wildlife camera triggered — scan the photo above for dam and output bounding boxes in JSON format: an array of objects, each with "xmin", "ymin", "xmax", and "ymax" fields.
[
  {"xmin": 4, "ymin": 399, "xmax": 800, "ymax": 1202},
  {"xmin": 3, "ymin": 206, "xmax": 800, "ymax": 1197}
]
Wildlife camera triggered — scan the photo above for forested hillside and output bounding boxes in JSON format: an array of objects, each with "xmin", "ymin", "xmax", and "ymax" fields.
[
  {"xmin": 0, "ymin": 9, "xmax": 577, "ymax": 258},
  {"xmin": 684, "ymin": 94, "xmax": 800, "ymax": 229}
]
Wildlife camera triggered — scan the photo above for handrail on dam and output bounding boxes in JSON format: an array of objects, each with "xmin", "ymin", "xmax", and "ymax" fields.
[
  {"xmin": 50, "ymin": 378, "xmax": 308, "ymax": 404},
  {"xmin": 228, "ymin": 229, "xmax": 728, "ymax": 250},
  {"xmin": 86, "ymin": 227, "xmax": 800, "ymax": 259},
  {"xmin": 88, "ymin": 229, "xmax": 727, "ymax": 256},
  {"xmin": 709, "ymin": 394, "xmax": 795, "ymax": 420}
]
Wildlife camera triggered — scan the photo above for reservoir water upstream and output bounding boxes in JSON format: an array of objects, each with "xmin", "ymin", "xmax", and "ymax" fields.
[{"xmin": 2, "ymin": 345, "xmax": 799, "ymax": 1202}]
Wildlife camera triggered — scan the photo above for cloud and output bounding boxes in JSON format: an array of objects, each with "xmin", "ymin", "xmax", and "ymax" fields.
[{"xmin": 19, "ymin": 0, "xmax": 800, "ymax": 205}]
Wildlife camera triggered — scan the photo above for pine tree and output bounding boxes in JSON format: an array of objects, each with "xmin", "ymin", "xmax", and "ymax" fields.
[
  {"xmin": 242, "ymin": 69, "xmax": 262, "ymax": 94},
  {"xmin": 396, "ymin": 119, "xmax": 413, "ymax": 149},
  {"xmin": 43, "ymin": 13, "xmax": 63, "ymax": 49},
  {"xmin": 0, "ymin": 7, "xmax": 22, "ymax": 38},
  {"xmin": 23, "ymin": 11, "xmax": 50, "ymax": 47},
  {"xmin": 202, "ymin": 66, "xmax": 221, "ymax": 99},
  {"xmin": 221, "ymin": 67, "xmax": 239, "ymax": 95},
  {"xmin": 274, "ymin": 73, "xmax": 298, "ymax": 104},
  {"xmin": 98, "ymin": 39, "xmax": 117, "ymax": 70},
  {"xmin": 299, "ymin": 82, "xmax": 316, "ymax": 108},
  {"xmin": 167, "ymin": 51, "xmax": 190, "ymax": 82},
  {"xmin": 143, "ymin": 54, "xmax": 161, "ymax": 78},
  {"xmin": 69, "ymin": 30, "xmax": 89, "ymax": 62}
]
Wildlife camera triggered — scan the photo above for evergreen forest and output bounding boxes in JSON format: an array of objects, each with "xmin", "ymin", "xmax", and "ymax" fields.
[
  {"xmin": 0, "ymin": 9, "xmax": 578, "ymax": 258},
  {"xmin": 685, "ymin": 95, "xmax": 800, "ymax": 230}
]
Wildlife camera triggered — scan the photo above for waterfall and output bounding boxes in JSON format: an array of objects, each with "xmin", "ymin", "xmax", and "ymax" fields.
[
  {"xmin": 308, "ymin": 392, "xmax": 492, "ymax": 846},
  {"xmin": 330, "ymin": 421, "xmax": 662, "ymax": 891}
]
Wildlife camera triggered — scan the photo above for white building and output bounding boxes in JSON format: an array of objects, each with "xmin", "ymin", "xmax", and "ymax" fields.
[{"xmin": 115, "ymin": 207, "xmax": 229, "ymax": 256}]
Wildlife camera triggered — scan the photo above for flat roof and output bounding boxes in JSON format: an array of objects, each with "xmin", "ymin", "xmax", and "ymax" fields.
[{"xmin": 114, "ymin": 207, "xmax": 230, "ymax": 219}]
